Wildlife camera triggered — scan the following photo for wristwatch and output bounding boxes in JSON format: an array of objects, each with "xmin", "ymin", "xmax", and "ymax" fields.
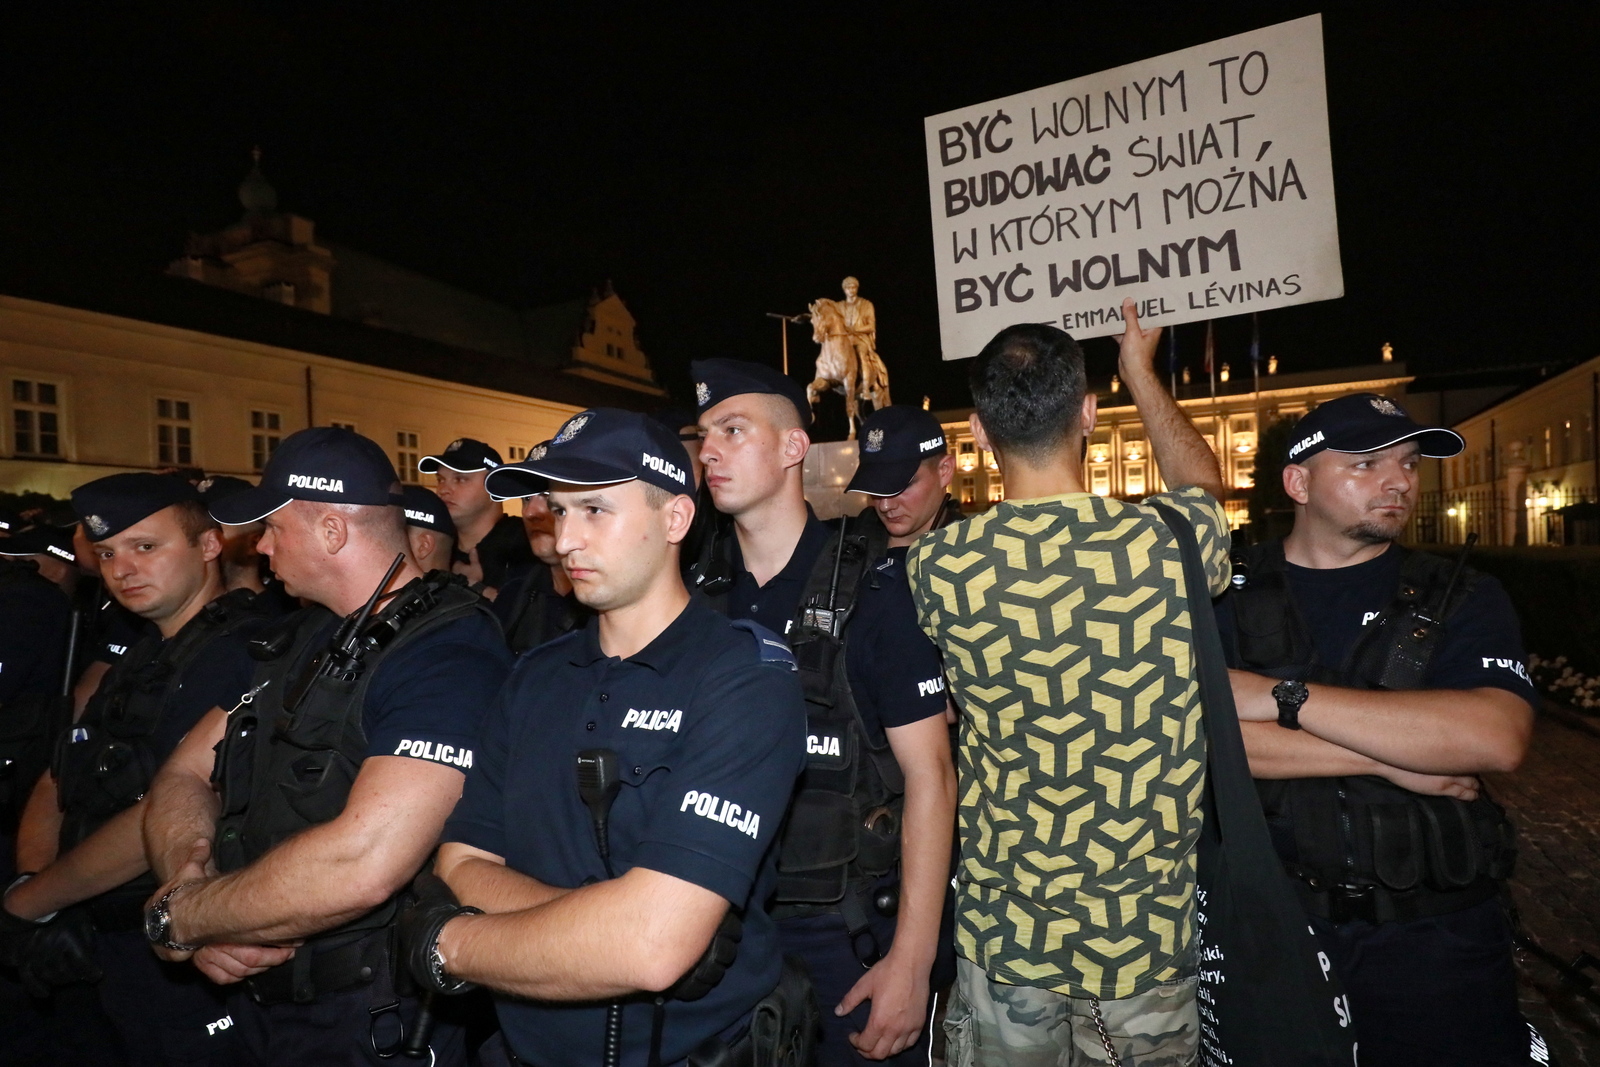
[
  {"xmin": 143, "ymin": 883, "xmax": 201, "ymax": 952},
  {"xmin": 1272, "ymin": 679, "xmax": 1310, "ymax": 730},
  {"xmin": 428, "ymin": 907, "xmax": 482, "ymax": 995}
]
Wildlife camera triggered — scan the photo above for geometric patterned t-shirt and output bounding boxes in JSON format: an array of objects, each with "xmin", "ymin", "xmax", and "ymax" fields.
[{"xmin": 907, "ymin": 486, "xmax": 1231, "ymax": 999}]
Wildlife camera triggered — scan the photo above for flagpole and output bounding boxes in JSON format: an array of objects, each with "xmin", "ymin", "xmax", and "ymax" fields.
[
  {"xmin": 1206, "ymin": 320, "xmax": 1218, "ymax": 470},
  {"xmin": 1250, "ymin": 313, "xmax": 1262, "ymax": 481}
]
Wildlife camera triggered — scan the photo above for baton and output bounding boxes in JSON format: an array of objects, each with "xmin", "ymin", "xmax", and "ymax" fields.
[{"xmin": 402, "ymin": 991, "xmax": 435, "ymax": 1059}]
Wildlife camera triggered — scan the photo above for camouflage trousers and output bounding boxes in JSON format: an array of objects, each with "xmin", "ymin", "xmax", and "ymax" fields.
[{"xmin": 943, "ymin": 958, "xmax": 1199, "ymax": 1067}]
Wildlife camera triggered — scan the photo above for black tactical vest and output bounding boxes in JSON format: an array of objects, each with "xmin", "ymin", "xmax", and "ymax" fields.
[
  {"xmin": 690, "ymin": 510, "xmax": 907, "ymax": 934},
  {"xmin": 1226, "ymin": 540, "xmax": 1517, "ymax": 922},
  {"xmin": 54, "ymin": 588, "xmax": 268, "ymax": 922},
  {"xmin": 57, "ymin": 588, "xmax": 266, "ymax": 849},
  {"xmin": 211, "ymin": 572, "xmax": 487, "ymax": 942}
]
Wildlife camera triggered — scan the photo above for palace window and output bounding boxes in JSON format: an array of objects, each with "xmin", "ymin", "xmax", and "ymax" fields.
[
  {"xmin": 1125, "ymin": 463, "xmax": 1146, "ymax": 497},
  {"xmin": 12, "ymin": 379, "xmax": 62, "ymax": 457},
  {"xmin": 329, "ymin": 421, "xmax": 357, "ymax": 432},
  {"xmin": 1233, "ymin": 456, "xmax": 1255, "ymax": 488},
  {"xmin": 396, "ymin": 430, "xmax": 421, "ymax": 484},
  {"xmin": 156, "ymin": 398, "xmax": 193, "ymax": 465},
  {"xmin": 250, "ymin": 410, "xmax": 282, "ymax": 472}
]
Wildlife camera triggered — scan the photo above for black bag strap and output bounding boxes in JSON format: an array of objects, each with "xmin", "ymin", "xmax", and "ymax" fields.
[{"xmin": 1149, "ymin": 503, "xmax": 1256, "ymax": 845}]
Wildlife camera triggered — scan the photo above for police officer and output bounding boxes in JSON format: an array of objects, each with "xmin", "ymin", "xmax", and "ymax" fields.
[
  {"xmin": 396, "ymin": 407, "xmax": 807, "ymax": 1066},
  {"xmin": 2, "ymin": 473, "xmax": 273, "ymax": 1065},
  {"xmin": 419, "ymin": 437, "xmax": 533, "ymax": 594},
  {"xmin": 139, "ymin": 427, "xmax": 512, "ymax": 1066},
  {"xmin": 691, "ymin": 363, "xmax": 957, "ymax": 1064},
  {"xmin": 402, "ymin": 484, "xmax": 458, "ymax": 573},
  {"xmin": 485, "ymin": 443, "xmax": 593, "ymax": 654},
  {"xmin": 1217, "ymin": 394, "xmax": 1538, "ymax": 1066},
  {"xmin": 845, "ymin": 406, "xmax": 961, "ymax": 550},
  {"xmin": 0, "ymin": 525, "xmax": 76, "ymax": 837}
]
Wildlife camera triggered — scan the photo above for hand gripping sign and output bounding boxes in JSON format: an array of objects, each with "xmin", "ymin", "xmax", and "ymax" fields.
[{"xmin": 924, "ymin": 14, "xmax": 1343, "ymax": 358}]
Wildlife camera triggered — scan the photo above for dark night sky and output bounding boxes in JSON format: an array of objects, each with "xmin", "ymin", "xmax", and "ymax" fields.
[{"xmin": 1, "ymin": 3, "xmax": 1595, "ymax": 417}]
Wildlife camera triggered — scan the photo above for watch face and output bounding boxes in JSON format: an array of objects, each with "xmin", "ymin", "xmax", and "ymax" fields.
[{"xmin": 144, "ymin": 903, "xmax": 165, "ymax": 944}]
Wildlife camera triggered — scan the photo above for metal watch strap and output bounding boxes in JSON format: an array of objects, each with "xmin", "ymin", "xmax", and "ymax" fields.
[
  {"xmin": 430, "ymin": 906, "xmax": 484, "ymax": 993},
  {"xmin": 148, "ymin": 882, "xmax": 202, "ymax": 951}
]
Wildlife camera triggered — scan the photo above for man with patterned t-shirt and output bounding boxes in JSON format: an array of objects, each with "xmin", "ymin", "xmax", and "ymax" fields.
[{"xmin": 907, "ymin": 299, "xmax": 1229, "ymax": 1066}]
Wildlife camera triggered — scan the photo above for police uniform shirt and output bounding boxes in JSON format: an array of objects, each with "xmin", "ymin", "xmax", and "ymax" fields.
[
  {"xmin": 287, "ymin": 608, "xmax": 511, "ymax": 769},
  {"xmin": 0, "ymin": 565, "xmax": 70, "ymax": 705},
  {"xmin": 443, "ymin": 598, "xmax": 807, "ymax": 1065},
  {"xmin": 726, "ymin": 516, "xmax": 948, "ymax": 738},
  {"xmin": 1214, "ymin": 544, "xmax": 1539, "ymax": 706}
]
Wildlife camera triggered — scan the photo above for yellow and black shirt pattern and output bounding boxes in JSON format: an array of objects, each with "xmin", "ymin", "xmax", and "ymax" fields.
[{"xmin": 907, "ymin": 486, "xmax": 1230, "ymax": 999}]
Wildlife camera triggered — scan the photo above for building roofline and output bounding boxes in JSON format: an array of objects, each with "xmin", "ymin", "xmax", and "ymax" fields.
[{"xmin": 0, "ymin": 270, "xmax": 658, "ymax": 412}]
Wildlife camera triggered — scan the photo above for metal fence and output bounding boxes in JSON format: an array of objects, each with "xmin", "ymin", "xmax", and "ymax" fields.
[{"xmin": 1411, "ymin": 485, "xmax": 1600, "ymax": 546}]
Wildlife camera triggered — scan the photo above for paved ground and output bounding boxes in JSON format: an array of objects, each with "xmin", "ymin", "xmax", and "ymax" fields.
[{"xmin": 1489, "ymin": 708, "xmax": 1600, "ymax": 1064}]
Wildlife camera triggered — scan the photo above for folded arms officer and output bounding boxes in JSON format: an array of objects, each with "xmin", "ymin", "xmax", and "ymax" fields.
[
  {"xmin": 420, "ymin": 437, "xmax": 533, "ymax": 595},
  {"xmin": 139, "ymin": 428, "xmax": 511, "ymax": 1066},
  {"xmin": 691, "ymin": 363, "xmax": 957, "ymax": 1065},
  {"xmin": 1217, "ymin": 394, "xmax": 1538, "ymax": 1066},
  {"xmin": 408, "ymin": 408, "xmax": 808, "ymax": 1066},
  {"xmin": 3, "ymin": 474, "xmax": 270, "ymax": 1063}
]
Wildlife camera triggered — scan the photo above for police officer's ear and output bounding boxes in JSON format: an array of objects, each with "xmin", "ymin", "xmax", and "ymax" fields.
[
  {"xmin": 937, "ymin": 452, "xmax": 957, "ymax": 490},
  {"xmin": 780, "ymin": 425, "xmax": 810, "ymax": 471},
  {"xmin": 314, "ymin": 508, "xmax": 352, "ymax": 557},
  {"xmin": 663, "ymin": 493, "xmax": 696, "ymax": 546},
  {"xmin": 1283, "ymin": 461, "xmax": 1312, "ymax": 506},
  {"xmin": 196, "ymin": 526, "xmax": 224, "ymax": 565}
]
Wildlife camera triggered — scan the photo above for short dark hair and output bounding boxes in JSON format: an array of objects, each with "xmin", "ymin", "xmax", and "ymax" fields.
[
  {"xmin": 968, "ymin": 323, "xmax": 1088, "ymax": 462},
  {"xmin": 172, "ymin": 499, "xmax": 220, "ymax": 545}
]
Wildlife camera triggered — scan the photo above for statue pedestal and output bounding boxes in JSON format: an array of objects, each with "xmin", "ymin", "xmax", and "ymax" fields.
[{"xmin": 803, "ymin": 440, "xmax": 867, "ymax": 520}]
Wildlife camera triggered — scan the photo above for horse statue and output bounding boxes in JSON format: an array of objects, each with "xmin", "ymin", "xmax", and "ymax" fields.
[{"xmin": 806, "ymin": 297, "xmax": 891, "ymax": 439}]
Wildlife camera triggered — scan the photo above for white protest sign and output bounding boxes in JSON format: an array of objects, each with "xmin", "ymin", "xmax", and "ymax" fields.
[{"xmin": 924, "ymin": 14, "xmax": 1342, "ymax": 358}]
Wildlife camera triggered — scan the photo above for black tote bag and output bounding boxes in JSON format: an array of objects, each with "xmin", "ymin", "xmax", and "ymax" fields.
[{"xmin": 1151, "ymin": 502, "xmax": 1358, "ymax": 1067}]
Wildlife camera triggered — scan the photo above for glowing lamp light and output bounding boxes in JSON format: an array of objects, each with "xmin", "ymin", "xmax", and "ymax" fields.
[
  {"xmin": 958, "ymin": 453, "xmax": 977, "ymax": 472},
  {"xmin": 1110, "ymin": 375, "xmax": 1120, "ymax": 394},
  {"xmin": 985, "ymin": 452, "xmax": 998, "ymax": 471},
  {"xmin": 1220, "ymin": 363, "xmax": 1230, "ymax": 383},
  {"xmin": 1524, "ymin": 498, "xmax": 1533, "ymax": 507},
  {"xmin": 1447, "ymin": 507, "xmax": 1459, "ymax": 517},
  {"xmin": 1538, "ymin": 496, "xmax": 1550, "ymax": 507},
  {"xmin": 1093, "ymin": 484, "xmax": 1110, "ymax": 497}
]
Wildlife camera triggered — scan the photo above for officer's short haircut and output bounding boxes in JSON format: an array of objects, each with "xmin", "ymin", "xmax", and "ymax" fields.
[
  {"xmin": 172, "ymin": 499, "xmax": 220, "ymax": 545},
  {"xmin": 639, "ymin": 483, "xmax": 678, "ymax": 510},
  {"xmin": 753, "ymin": 392, "xmax": 805, "ymax": 434},
  {"xmin": 968, "ymin": 323, "xmax": 1088, "ymax": 463},
  {"xmin": 328, "ymin": 502, "xmax": 409, "ymax": 550}
]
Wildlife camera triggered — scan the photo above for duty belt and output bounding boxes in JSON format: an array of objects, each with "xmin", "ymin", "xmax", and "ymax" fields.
[
  {"xmin": 1289, "ymin": 867, "xmax": 1500, "ymax": 925},
  {"xmin": 246, "ymin": 928, "xmax": 390, "ymax": 1005}
]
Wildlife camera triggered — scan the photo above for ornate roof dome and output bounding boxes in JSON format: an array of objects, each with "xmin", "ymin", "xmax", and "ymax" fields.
[{"xmin": 238, "ymin": 147, "xmax": 278, "ymax": 217}]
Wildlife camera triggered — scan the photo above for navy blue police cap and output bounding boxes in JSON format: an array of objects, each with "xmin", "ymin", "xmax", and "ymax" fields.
[
  {"xmin": 0, "ymin": 523, "xmax": 77, "ymax": 564},
  {"xmin": 418, "ymin": 437, "xmax": 503, "ymax": 475},
  {"xmin": 847, "ymin": 406, "xmax": 950, "ymax": 497},
  {"xmin": 1285, "ymin": 393, "xmax": 1464, "ymax": 464},
  {"xmin": 401, "ymin": 485, "xmax": 457, "ymax": 539},
  {"xmin": 485, "ymin": 409, "xmax": 693, "ymax": 499},
  {"xmin": 72, "ymin": 473, "xmax": 202, "ymax": 542},
  {"xmin": 690, "ymin": 358, "xmax": 812, "ymax": 427},
  {"xmin": 210, "ymin": 427, "xmax": 405, "ymax": 526}
]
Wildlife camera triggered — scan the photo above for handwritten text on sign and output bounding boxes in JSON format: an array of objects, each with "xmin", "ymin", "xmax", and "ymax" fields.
[{"xmin": 923, "ymin": 14, "xmax": 1342, "ymax": 358}]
